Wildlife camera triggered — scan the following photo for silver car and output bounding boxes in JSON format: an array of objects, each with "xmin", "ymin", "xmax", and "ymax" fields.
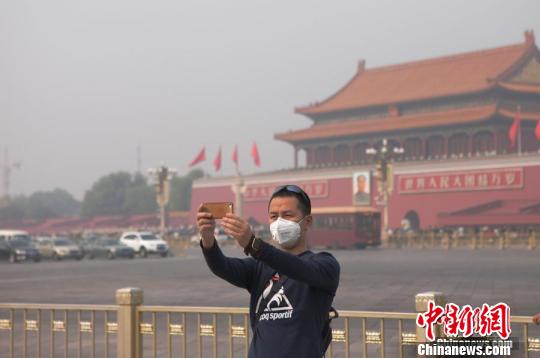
[
  {"xmin": 85, "ymin": 237, "xmax": 135, "ymax": 260},
  {"xmin": 37, "ymin": 238, "xmax": 83, "ymax": 261}
]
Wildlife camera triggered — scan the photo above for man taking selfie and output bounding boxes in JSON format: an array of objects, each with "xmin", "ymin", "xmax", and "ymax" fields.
[{"xmin": 197, "ymin": 185, "xmax": 340, "ymax": 358}]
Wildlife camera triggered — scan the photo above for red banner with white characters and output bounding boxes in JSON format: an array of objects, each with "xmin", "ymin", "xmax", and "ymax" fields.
[
  {"xmin": 398, "ymin": 168, "xmax": 523, "ymax": 194},
  {"xmin": 244, "ymin": 181, "xmax": 329, "ymax": 202}
]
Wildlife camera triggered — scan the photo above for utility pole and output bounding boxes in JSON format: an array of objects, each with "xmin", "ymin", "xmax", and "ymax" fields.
[
  {"xmin": 1, "ymin": 148, "xmax": 21, "ymax": 202},
  {"xmin": 136, "ymin": 144, "xmax": 142, "ymax": 174}
]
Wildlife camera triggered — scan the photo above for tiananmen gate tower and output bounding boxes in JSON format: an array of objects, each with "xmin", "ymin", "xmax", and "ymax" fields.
[{"xmin": 191, "ymin": 31, "xmax": 540, "ymax": 239}]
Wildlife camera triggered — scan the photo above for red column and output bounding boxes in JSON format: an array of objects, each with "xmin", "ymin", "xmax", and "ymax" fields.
[
  {"xmin": 468, "ymin": 132, "xmax": 473, "ymax": 157},
  {"xmin": 305, "ymin": 147, "xmax": 312, "ymax": 167},
  {"xmin": 344, "ymin": 144, "xmax": 351, "ymax": 163}
]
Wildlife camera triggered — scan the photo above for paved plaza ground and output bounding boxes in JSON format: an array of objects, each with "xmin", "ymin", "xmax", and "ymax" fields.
[{"xmin": 1, "ymin": 246, "xmax": 539, "ymax": 316}]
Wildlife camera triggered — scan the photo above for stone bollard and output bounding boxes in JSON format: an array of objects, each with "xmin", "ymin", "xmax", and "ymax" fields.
[
  {"xmin": 415, "ymin": 292, "xmax": 446, "ymax": 343},
  {"xmin": 528, "ymin": 231, "xmax": 536, "ymax": 251},
  {"xmin": 117, "ymin": 287, "xmax": 144, "ymax": 358},
  {"xmin": 416, "ymin": 292, "xmax": 446, "ymax": 347},
  {"xmin": 443, "ymin": 232, "xmax": 450, "ymax": 250},
  {"xmin": 389, "ymin": 232, "xmax": 396, "ymax": 248},
  {"xmin": 407, "ymin": 231, "xmax": 414, "ymax": 248},
  {"xmin": 479, "ymin": 231, "xmax": 484, "ymax": 249},
  {"xmin": 452, "ymin": 232, "xmax": 459, "ymax": 249},
  {"xmin": 499, "ymin": 232, "xmax": 507, "ymax": 250}
]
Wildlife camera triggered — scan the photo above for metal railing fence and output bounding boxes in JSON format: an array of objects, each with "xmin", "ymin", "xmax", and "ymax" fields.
[
  {"xmin": 1, "ymin": 289, "xmax": 539, "ymax": 357},
  {"xmin": 388, "ymin": 230, "xmax": 538, "ymax": 250}
]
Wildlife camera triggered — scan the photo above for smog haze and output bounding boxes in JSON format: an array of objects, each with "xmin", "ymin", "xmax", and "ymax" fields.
[{"xmin": 2, "ymin": 0, "xmax": 539, "ymax": 198}]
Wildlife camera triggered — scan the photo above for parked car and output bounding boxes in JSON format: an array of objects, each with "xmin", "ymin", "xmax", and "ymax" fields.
[
  {"xmin": 0, "ymin": 238, "xmax": 41, "ymax": 263},
  {"xmin": 85, "ymin": 237, "xmax": 135, "ymax": 260},
  {"xmin": 36, "ymin": 237, "xmax": 83, "ymax": 261},
  {"xmin": 119, "ymin": 232, "xmax": 169, "ymax": 258},
  {"xmin": 7, "ymin": 239, "xmax": 41, "ymax": 263},
  {"xmin": 79, "ymin": 235, "xmax": 99, "ymax": 257},
  {"xmin": 189, "ymin": 227, "xmax": 231, "ymax": 244},
  {"xmin": 0, "ymin": 230, "xmax": 32, "ymax": 244}
]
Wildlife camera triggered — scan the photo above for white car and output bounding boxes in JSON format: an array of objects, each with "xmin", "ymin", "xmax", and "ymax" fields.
[
  {"xmin": 119, "ymin": 232, "xmax": 169, "ymax": 258},
  {"xmin": 189, "ymin": 227, "xmax": 231, "ymax": 244},
  {"xmin": 0, "ymin": 230, "xmax": 32, "ymax": 243}
]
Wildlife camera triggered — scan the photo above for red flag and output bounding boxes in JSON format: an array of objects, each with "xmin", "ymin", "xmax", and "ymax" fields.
[
  {"xmin": 536, "ymin": 120, "xmax": 540, "ymax": 140},
  {"xmin": 232, "ymin": 145, "xmax": 238, "ymax": 166},
  {"xmin": 213, "ymin": 147, "xmax": 222, "ymax": 171},
  {"xmin": 508, "ymin": 108, "xmax": 521, "ymax": 147},
  {"xmin": 188, "ymin": 147, "xmax": 206, "ymax": 167},
  {"xmin": 251, "ymin": 141, "xmax": 261, "ymax": 167}
]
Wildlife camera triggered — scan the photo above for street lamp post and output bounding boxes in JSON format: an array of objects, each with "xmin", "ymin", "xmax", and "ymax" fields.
[
  {"xmin": 231, "ymin": 176, "xmax": 246, "ymax": 219},
  {"xmin": 366, "ymin": 139, "xmax": 404, "ymax": 247},
  {"xmin": 148, "ymin": 164, "xmax": 177, "ymax": 237}
]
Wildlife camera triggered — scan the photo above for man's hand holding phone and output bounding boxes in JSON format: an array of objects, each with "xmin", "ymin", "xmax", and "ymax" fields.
[
  {"xmin": 197, "ymin": 207, "xmax": 217, "ymax": 249},
  {"xmin": 221, "ymin": 213, "xmax": 253, "ymax": 248},
  {"xmin": 197, "ymin": 202, "xmax": 252, "ymax": 249},
  {"xmin": 197, "ymin": 202, "xmax": 234, "ymax": 249}
]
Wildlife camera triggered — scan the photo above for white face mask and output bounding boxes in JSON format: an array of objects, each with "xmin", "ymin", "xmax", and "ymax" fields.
[{"xmin": 270, "ymin": 217, "xmax": 305, "ymax": 249}]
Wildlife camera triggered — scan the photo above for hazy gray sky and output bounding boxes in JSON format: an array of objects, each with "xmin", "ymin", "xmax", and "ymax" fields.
[{"xmin": 2, "ymin": 0, "xmax": 539, "ymax": 199}]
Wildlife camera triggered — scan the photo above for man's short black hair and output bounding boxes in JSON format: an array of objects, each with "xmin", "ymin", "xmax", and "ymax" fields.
[{"xmin": 268, "ymin": 185, "xmax": 311, "ymax": 216}]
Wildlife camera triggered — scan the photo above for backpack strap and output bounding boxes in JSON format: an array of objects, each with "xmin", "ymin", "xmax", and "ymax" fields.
[
  {"xmin": 255, "ymin": 274, "xmax": 288, "ymax": 323},
  {"xmin": 329, "ymin": 307, "xmax": 339, "ymax": 321},
  {"xmin": 321, "ymin": 307, "xmax": 339, "ymax": 357}
]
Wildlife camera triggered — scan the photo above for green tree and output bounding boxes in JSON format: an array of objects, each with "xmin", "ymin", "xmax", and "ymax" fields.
[
  {"xmin": 1, "ymin": 169, "xmax": 204, "ymax": 221},
  {"xmin": 0, "ymin": 196, "xmax": 27, "ymax": 220},
  {"xmin": 124, "ymin": 174, "xmax": 157, "ymax": 215},
  {"xmin": 0, "ymin": 189, "xmax": 80, "ymax": 220},
  {"xmin": 170, "ymin": 169, "xmax": 204, "ymax": 211},
  {"xmin": 25, "ymin": 189, "xmax": 80, "ymax": 218},
  {"xmin": 82, "ymin": 172, "xmax": 133, "ymax": 217},
  {"xmin": 82, "ymin": 172, "xmax": 158, "ymax": 217}
]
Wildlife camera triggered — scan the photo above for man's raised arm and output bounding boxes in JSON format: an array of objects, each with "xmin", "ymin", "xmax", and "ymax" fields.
[{"xmin": 197, "ymin": 210, "xmax": 256, "ymax": 291}]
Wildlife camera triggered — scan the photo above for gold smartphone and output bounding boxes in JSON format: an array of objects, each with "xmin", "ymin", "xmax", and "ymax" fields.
[{"xmin": 200, "ymin": 202, "xmax": 234, "ymax": 219}]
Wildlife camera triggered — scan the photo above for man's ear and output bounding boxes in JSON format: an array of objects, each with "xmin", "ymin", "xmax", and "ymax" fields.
[{"xmin": 304, "ymin": 215, "xmax": 313, "ymax": 228}]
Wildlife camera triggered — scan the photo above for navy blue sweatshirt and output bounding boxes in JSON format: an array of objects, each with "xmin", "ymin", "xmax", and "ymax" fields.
[{"xmin": 201, "ymin": 240, "xmax": 340, "ymax": 358}]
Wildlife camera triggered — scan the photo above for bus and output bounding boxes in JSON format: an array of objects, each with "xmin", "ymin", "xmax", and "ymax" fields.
[{"xmin": 309, "ymin": 207, "xmax": 381, "ymax": 249}]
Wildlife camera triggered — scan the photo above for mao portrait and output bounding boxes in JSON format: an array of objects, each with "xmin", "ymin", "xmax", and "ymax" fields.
[{"xmin": 353, "ymin": 172, "xmax": 371, "ymax": 205}]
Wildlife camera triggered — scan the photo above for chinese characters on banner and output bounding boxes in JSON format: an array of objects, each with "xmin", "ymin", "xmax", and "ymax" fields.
[
  {"xmin": 398, "ymin": 168, "xmax": 523, "ymax": 194},
  {"xmin": 243, "ymin": 180, "xmax": 329, "ymax": 202},
  {"xmin": 416, "ymin": 301, "xmax": 511, "ymax": 342}
]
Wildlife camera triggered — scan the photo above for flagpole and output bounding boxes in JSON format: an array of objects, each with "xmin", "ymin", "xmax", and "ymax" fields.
[{"xmin": 517, "ymin": 105, "xmax": 522, "ymax": 156}]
